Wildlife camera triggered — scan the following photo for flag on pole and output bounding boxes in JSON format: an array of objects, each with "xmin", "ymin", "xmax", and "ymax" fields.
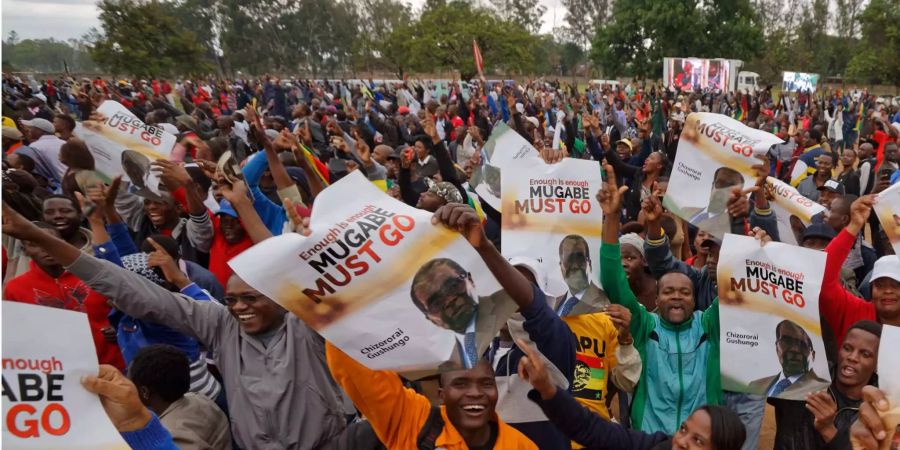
[{"xmin": 473, "ymin": 39, "xmax": 484, "ymax": 78}]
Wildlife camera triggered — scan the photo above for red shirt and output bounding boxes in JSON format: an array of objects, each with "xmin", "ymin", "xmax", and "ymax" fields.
[
  {"xmin": 820, "ymin": 229, "xmax": 877, "ymax": 346},
  {"xmin": 4, "ymin": 263, "xmax": 125, "ymax": 370},
  {"xmin": 209, "ymin": 216, "xmax": 254, "ymax": 287}
]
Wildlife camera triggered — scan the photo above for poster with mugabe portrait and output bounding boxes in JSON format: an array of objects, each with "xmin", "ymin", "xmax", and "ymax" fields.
[
  {"xmin": 229, "ymin": 171, "xmax": 515, "ymax": 373},
  {"xmin": 717, "ymin": 233, "xmax": 831, "ymax": 400}
]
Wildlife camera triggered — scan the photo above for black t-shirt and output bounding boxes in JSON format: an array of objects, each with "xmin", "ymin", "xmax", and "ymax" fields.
[
  {"xmin": 771, "ymin": 385, "xmax": 861, "ymax": 450},
  {"xmin": 468, "ymin": 421, "xmax": 498, "ymax": 450}
]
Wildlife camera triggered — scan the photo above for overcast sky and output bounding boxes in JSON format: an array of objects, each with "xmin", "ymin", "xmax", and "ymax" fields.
[{"xmin": 2, "ymin": 0, "xmax": 566, "ymax": 42}]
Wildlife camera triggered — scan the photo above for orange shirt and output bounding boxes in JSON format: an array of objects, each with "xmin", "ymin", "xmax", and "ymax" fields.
[{"xmin": 326, "ymin": 343, "xmax": 537, "ymax": 450}]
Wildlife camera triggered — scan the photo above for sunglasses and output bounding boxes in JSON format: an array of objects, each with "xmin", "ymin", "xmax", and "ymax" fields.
[{"xmin": 423, "ymin": 272, "xmax": 471, "ymax": 315}]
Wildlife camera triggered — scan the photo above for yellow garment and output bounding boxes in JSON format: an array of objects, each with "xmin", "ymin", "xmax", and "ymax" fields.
[{"xmin": 561, "ymin": 313, "xmax": 619, "ymax": 420}]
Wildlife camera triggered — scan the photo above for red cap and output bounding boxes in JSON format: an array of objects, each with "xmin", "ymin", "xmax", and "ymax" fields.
[{"xmin": 398, "ymin": 106, "xmax": 410, "ymax": 115}]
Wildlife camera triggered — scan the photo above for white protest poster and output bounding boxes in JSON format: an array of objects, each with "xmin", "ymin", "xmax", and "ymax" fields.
[
  {"xmin": 229, "ymin": 171, "xmax": 514, "ymax": 373},
  {"xmin": 765, "ymin": 176, "xmax": 827, "ymax": 245},
  {"xmin": 876, "ymin": 325, "xmax": 900, "ymax": 450},
  {"xmin": 470, "ymin": 122, "xmax": 540, "ymax": 210},
  {"xmin": 2, "ymin": 302, "xmax": 127, "ymax": 449},
  {"xmin": 500, "ymin": 158, "xmax": 605, "ymax": 313},
  {"xmin": 664, "ymin": 113, "xmax": 783, "ymax": 238},
  {"xmin": 874, "ymin": 182, "xmax": 900, "ymax": 258},
  {"xmin": 717, "ymin": 233, "xmax": 831, "ymax": 401},
  {"xmin": 74, "ymin": 100, "xmax": 176, "ymax": 194}
]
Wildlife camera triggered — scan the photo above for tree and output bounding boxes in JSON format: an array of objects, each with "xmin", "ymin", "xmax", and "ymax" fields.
[
  {"xmin": 2, "ymin": 38, "xmax": 98, "ymax": 73},
  {"xmin": 590, "ymin": 0, "xmax": 763, "ymax": 79},
  {"xmin": 561, "ymin": 0, "xmax": 612, "ymax": 48},
  {"xmin": 846, "ymin": 0, "xmax": 900, "ymax": 85},
  {"xmin": 383, "ymin": 0, "xmax": 539, "ymax": 79},
  {"xmin": 88, "ymin": 0, "xmax": 213, "ymax": 77},
  {"xmin": 352, "ymin": 0, "xmax": 412, "ymax": 74},
  {"xmin": 491, "ymin": 0, "xmax": 546, "ymax": 34}
]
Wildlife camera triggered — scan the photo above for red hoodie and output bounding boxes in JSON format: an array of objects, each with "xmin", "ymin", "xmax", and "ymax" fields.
[
  {"xmin": 209, "ymin": 215, "xmax": 254, "ymax": 287},
  {"xmin": 820, "ymin": 229, "xmax": 877, "ymax": 347},
  {"xmin": 4, "ymin": 262, "xmax": 125, "ymax": 371}
]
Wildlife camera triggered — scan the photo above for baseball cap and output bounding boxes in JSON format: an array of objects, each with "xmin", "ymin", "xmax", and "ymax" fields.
[
  {"xmin": 21, "ymin": 118, "xmax": 54, "ymax": 134},
  {"xmin": 2, "ymin": 125, "xmax": 23, "ymax": 140},
  {"xmin": 216, "ymin": 199, "xmax": 239, "ymax": 218},
  {"xmin": 424, "ymin": 177, "xmax": 463, "ymax": 204},
  {"xmin": 175, "ymin": 114, "xmax": 198, "ymax": 132},
  {"xmin": 508, "ymin": 255, "xmax": 566, "ymax": 298},
  {"xmin": 801, "ymin": 222, "xmax": 837, "ymax": 241},
  {"xmin": 817, "ymin": 179, "xmax": 845, "ymax": 194},
  {"xmin": 616, "ymin": 139, "xmax": 634, "ymax": 152},
  {"xmin": 870, "ymin": 256, "xmax": 900, "ymax": 283},
  {"xmin": 398, "ymin": 106, "xmax": 410, "ymax": 115}
]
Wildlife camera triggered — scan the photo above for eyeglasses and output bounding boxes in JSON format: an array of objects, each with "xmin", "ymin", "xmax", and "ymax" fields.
[
  {"xmin": 777, "ymin": 336, "xmax": 810, "ymax": 351},
  {"xmin": 423, "ymin": 272, "xmax": 470, "ymax": 315},
  {"xmin": 223, "ymin": 293, "xmax": 266, "ymax": 306}
]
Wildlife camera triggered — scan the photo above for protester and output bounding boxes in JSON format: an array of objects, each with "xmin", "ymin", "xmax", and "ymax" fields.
[
  {"xmin": 518, "ymin": 337, "xmax": 746, "ymax": 450},
  {"xmin": 769, "ymin": 320, "xmax": 881, "ymax": 449},
  {"xmin": 597, "ymin": 164, "xmax": 723, "ymax": 434},
  {"xmin": 128, "ymin": 344, "xmax": 231, "ymax": 450},
  {"xmin": 2, "ymin": 71, "xmax": 899, "ymax": 450},
  {"xmin": 1, "ymin": 203, "xmax": 348, "ymax": 449},
  {"xmin": 820, "ymin": 195, "xmax": 900, "ymax": 341}
]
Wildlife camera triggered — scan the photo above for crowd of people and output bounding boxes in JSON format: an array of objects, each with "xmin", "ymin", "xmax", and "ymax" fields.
[{"xmin": 1, "ymin": 72, "xmax": 899, "ymax": 450}]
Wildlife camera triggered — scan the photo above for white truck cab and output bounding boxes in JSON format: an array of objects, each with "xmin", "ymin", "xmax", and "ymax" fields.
[{"xmin": 737, "ymin": 71, "xmax": 760, "ymax": 93}]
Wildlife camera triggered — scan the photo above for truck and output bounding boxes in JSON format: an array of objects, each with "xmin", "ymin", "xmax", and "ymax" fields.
[{"xmin": 663, "ymin": 57, "xmax": 759, "ymax": 93}]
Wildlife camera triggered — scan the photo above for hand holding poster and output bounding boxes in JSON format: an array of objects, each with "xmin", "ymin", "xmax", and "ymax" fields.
[
  {"xmin": 874, "ymin": 182, "xmax": 900, "ymax": 258},
  {"xmin": 765, "ymin": 176, "xmax": 827, "ymax": 245},
  {"xmin": 664, "ymin": 112, "xmax": 784, "ymax": 239},
  {"xmin": 470, "ymin": 122, "xmax": 540, "ymax": 210},
  {"xmin": 229, "ymin": 171, "xmax": 515, "ymax": 373},
  {"xmin": 74, "ymin": 100, "xmax": 176, "ymax": 195},
  {"xmin": 717, "ymin": 233, "xmax": 831, "ymax": 400},
  {"xmin": 501, "ymin": 157, "xmax": 605, "ymax": 313},
  {"xmin": 2, "ymin": 302, "xmax": 127, "ymax": 449}
]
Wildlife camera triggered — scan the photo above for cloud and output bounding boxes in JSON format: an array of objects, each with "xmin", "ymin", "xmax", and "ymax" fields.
[{"xmin": 2, "ymin": 0, "xmax": 99, "ymax": 41}]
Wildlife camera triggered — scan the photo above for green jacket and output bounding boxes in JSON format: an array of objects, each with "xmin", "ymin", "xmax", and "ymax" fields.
[{"xmin": 600, "ymin": 242, "xmax": 722, "ymax": 434}]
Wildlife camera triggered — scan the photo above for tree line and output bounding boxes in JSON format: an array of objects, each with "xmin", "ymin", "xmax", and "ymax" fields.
[{"xmin": 2, "ymin": 0, "xmax": 897, "ymax": 86}]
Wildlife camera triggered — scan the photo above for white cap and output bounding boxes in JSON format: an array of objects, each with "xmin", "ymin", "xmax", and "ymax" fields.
[
  {"xmin": 21, "ymin": 118, "xmax": 54, "ymax": 134},
  {"xmin": 509, "ymin": 256, "xmax": 567, "ymax": 298},
  {"xmin": 871, "ymin": 256, "xmax": 900, "ymax": 283}
]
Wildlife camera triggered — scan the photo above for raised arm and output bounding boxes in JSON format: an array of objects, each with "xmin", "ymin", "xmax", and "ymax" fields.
[
  {"xmin": 1, "ymin": 203, "xmax": 229, "ymax": 348},
  {"xmin": 432, "ymin": 203, "xmax": 534, "ymax": 310},
  {"xmin": 325, "ymin": 343, "xmax": 432, "ymax": 449},
  {"xmin": 820, "ymin": 196, "xmax": 878, "ymax": 338},
  {"xmin": 518, "ymin": 339, "xmax": 666, "ymax": 449},
  {"xmin": 220, "ymin": 180, "xmax": 273, "ymax": 243},
  {"xmin": 597, "ymin": 165, "xmax": 649, "ymax": 338}
]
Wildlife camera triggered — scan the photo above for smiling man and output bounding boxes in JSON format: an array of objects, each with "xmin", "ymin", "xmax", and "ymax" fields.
[{"xmin": 0, "ymin": 203, "xmax": 348, "ymax": 450}]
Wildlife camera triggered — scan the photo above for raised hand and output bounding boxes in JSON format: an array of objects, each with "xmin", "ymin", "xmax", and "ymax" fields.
[
  {"xmin": 283, "ymin": 198, "xmax": 311, "ymax": 236},
  {"xmin": 641, "ymin": 187, "xmax": 664, "ymax": 223},
  {"xmin": 595, "ymin": 164, "xmax": 629, "ymax": 216},
  {"xmin": 150, "ymin": 159, "xmax": 192, "ymax": 190},
  {"xmin": 145, "ymin": 237, "xmax": 189, "ymax": 288},
  {"xmin": 726, "ymin": 186, "xmax": 758, "ymax": 219},
  {"xmin": 431, "ymin": 203, "xmax": 485, "ymax": 248},
  {"xmin": 847, "ymin": 194, "xmax": 876, "ymax": 235},
  {"xmin": 2, "ymin": 202, "xmax": 44, "ymax": 241},
  {"xmin": 516, "ymin": 338, "xmax": 556, "ymax": 400},
  {"xmin": 220, "ymin": 179, "xmax": 251, "ymax": 206}
]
